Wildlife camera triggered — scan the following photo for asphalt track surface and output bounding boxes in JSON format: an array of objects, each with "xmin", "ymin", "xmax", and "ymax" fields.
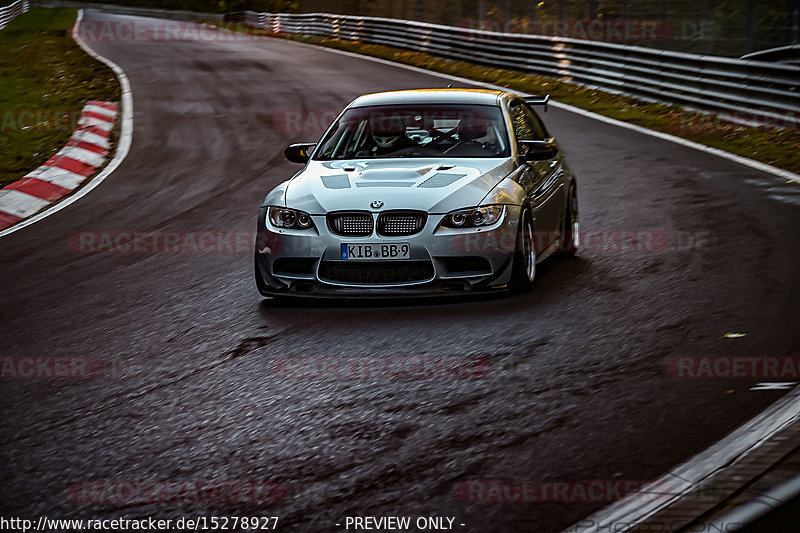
[{"xmin": 1, "ymin": 10, "xmax": 799, "ymax": 533}]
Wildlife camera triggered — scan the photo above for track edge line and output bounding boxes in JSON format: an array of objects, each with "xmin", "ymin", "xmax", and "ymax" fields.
[
  {"xmin": 0, "ymin": 8, "xmax": 134, "ymax": 239},
  {"xmin": 561, "ymin": 385, "xmax": 800, "ymax": 532}
]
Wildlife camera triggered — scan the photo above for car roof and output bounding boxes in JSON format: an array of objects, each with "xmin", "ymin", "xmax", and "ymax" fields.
[{"xmin": 348, "ymin": 88, "xmax": 513, "ymax": 108}]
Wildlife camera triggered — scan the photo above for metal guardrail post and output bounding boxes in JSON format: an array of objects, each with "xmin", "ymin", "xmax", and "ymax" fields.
[{"xmin": 0, "ymin": 0, "xmax": 30, "ymax": 31}]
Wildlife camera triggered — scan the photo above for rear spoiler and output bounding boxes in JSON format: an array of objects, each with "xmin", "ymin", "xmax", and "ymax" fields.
[{"xmin": 524, "ymin": 94, "xmax": 550, "ymax": 112}]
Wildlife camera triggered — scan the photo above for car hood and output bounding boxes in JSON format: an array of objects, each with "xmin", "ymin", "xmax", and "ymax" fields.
[{"xmin": 283, "ymin": 158, "xmax": 516, "ymax": 214}]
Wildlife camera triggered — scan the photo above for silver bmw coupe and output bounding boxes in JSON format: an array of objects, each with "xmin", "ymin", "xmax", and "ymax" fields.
[{"xmin": 255, "ymin": 88, "xmax": 578, "ymax": 298}]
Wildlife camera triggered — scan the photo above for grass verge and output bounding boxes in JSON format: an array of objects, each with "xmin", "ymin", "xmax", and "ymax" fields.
[
  {"xmin": 0, "ymin": 8, "xmax": 121, "ymax": 186},
  {"xmin": 212, "ymin": 22, "xmax": 800, "ymax": 175}
]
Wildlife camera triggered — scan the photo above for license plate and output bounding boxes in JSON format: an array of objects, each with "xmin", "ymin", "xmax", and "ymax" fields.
[{"xmin": 341, "ymin": 243, "xmax": 410, "ymax": 260}]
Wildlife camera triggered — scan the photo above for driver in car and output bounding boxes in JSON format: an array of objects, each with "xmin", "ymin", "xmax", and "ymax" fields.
[
  {"xmin": 445, "ymin": 117, "xmax": 493, "ymax": 155},
  {"xmin": 368, "ymin": 120, "xmax": 416, "ymax": 157}
]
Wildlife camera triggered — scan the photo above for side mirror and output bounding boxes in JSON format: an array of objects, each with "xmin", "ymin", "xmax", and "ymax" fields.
[
  {"xmin": 284, "ymin": 143, "xmax": 316, "ymax": 164},
  {"xmin": 519, "ymin": 140, "xmax": 558, "ymax": 162}
]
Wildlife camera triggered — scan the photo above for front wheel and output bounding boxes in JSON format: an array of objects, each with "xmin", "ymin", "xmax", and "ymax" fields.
[
  {"xmin": 510, "ymin": 208, "xmax": 537, "ymax": 293},
  {"xmin": 557, "ymin": 182, "xmax": 579, "ymax": 256}
]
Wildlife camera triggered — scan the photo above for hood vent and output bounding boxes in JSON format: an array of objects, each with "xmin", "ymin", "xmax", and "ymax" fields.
[
  {"xmin": 356, "ymin": 181, "xmax": 415, "ymax": 188},
  {"xmin": 321, "ymin": 174, "xmax": 351, "ymax": 189},
  {"xmin": 418, "ymin": 173, "xmax": 466, "ymax": 188}
]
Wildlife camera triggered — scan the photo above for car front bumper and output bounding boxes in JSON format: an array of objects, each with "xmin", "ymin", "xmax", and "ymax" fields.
[{"xmin": 254, "ymin": 205, "xmax": 522, "ymax": 298}]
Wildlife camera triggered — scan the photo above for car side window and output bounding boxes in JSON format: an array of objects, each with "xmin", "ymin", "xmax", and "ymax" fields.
[{"xmin": 509, "ymin": 102, "xmax": 548, "ymax": 141}]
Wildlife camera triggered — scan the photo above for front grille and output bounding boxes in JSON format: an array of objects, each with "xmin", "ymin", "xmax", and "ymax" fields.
[
  {"xmin": 319, "ymin": 261, "xmax": 434, "ymax": 284},
  {"xmin": 377, "ymin": 211, "xmax": 427, "ymax": 236},
  {"xmin": 328, "ymin": 212, "xmax": 373, "ymax": 236}
]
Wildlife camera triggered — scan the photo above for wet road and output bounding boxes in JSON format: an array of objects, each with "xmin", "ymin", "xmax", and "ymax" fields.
[{"xmin": 1, "ymin": 10, "xmax": 799, "ymax": 533}]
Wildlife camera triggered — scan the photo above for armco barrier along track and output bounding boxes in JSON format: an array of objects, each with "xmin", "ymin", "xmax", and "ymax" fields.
[
  {"xmin": 232, "ymin": 10, "xmax": 799, "ymax": 129},
  {"xmin": 0, "ymin": 0, "xmax": 29, "ymax": 30}
]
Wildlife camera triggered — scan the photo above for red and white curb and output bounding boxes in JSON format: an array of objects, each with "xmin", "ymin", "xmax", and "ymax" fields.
[{"xmin": 0, "ymin": 100, "xmax": 118, "ymax": 230}]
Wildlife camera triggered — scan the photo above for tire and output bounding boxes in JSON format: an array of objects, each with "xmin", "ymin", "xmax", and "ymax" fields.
[
  {"xmin": 557, "ymin": 182, "xmax": 579, "ymax": 256},
  {"xmin": 510, "ymin": 207, "xmax": 537, "ymax": 293}
]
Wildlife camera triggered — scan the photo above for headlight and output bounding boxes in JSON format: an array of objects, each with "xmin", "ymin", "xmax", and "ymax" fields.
[
  {"xmin": 268, "ymin": 207, "xmax": 314, "ymax": 229},
  {"xmin": 441, "ymin": 205, "xmax": 504, "ymax": 228}
]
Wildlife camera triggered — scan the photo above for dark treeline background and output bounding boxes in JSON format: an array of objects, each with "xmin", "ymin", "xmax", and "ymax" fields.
[{"xmin": 72, "ymin": 0, "xmax": 800, "ymax": 56}]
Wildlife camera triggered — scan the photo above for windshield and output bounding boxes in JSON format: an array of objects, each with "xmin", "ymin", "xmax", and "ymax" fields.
[{"xmin": 313, "ymin": 104, "xmax": 510, "ymax": 160}]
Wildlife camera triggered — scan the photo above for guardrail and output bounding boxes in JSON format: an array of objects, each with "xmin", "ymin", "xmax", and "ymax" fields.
[
  {"xmin": 0, "ymin": 0, "xmax": 29, "ymax": 30},
  {"xmin": 741, "ymin": 44, "xmax": 800, "ymax": 65},
  {"xmin": 238, "ymin": 11, "xmax": 800, "ymax": 129}
]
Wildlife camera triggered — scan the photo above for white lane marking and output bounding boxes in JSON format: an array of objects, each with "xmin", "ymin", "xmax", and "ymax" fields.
[
  {"xmin": 283, "ymin": 39, "xmax": 800, "ymax": 184},
  {"xmin": 70, "ymin": 129, "xmax": 111, "ymax": 149},
  {"xmin": 83, "ymin": 104, "xmax": 116, "ymax": 118},
  {"xmin": 78, "ymin": 115, "xmax": 113, "ymax": 131},
  {"xmin": 55, "ymin": 146, "xmax": 106, "ymax": 167},
  {"xmin": 0, "ymin": 190, "xmax": 51, "ymax": 217},
  {"xmin": 561, "ymin": 385, "xmax": 800, "ymax": 532},
  {"xmin": 23, "ymin": 166, "xmax": 86, "ymax": 190},
  {"xmin": 0, "ymin": 9, "xmax": 134, "ymax": 239},
  {"xmin": 751, "ymin": 382, "xmax": 798, "ymax": 391},
  {"xmin": 550, "ymin": 102, "xmax": 800, "ymax": 183}
]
